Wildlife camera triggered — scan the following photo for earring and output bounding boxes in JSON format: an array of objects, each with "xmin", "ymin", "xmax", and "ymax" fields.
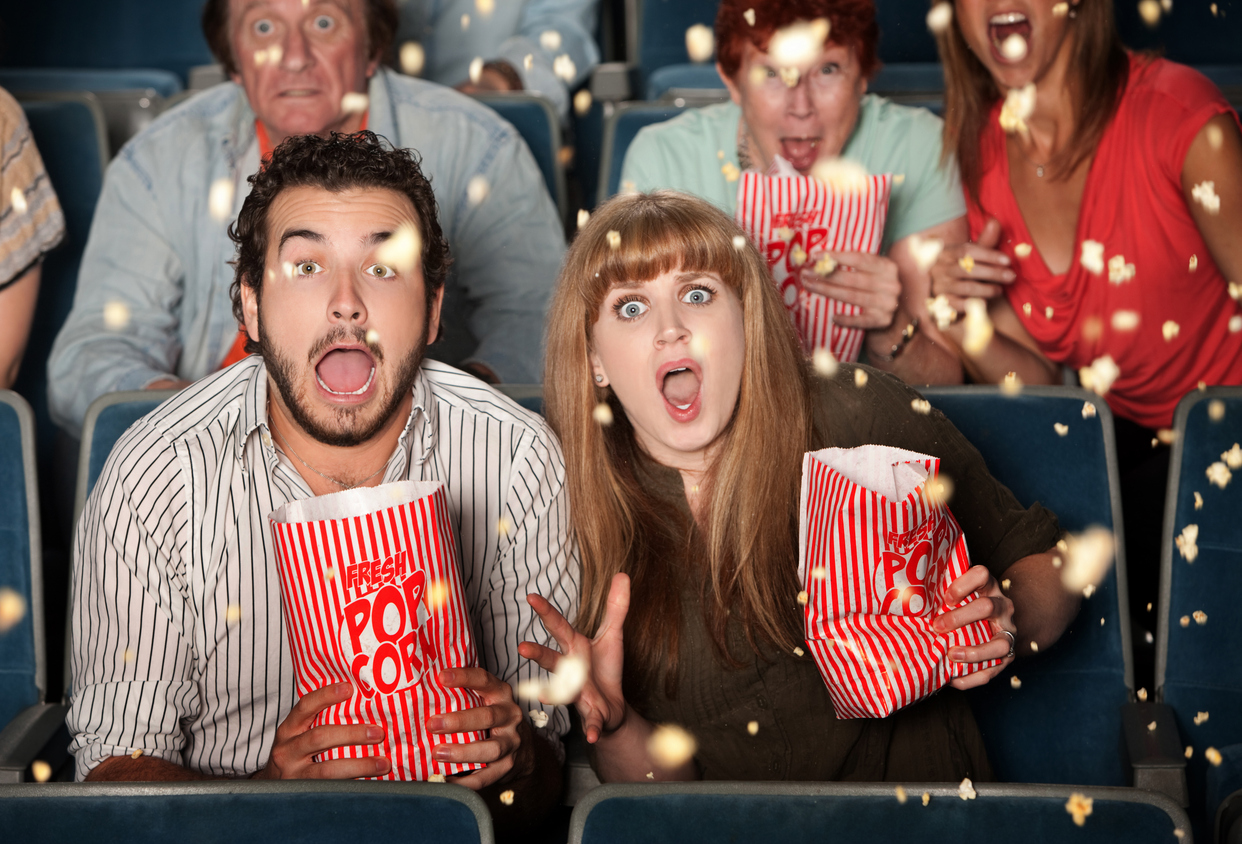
[{"xmin": 594, "ymin": 374, "xmax": 604, "ymax": 383}]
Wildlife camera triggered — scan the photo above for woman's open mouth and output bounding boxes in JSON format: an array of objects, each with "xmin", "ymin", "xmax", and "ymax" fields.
[
  {"xmin": 780, "ymin": 136, "xmax": 822, "ymax": 172},
  {"xmin": 315, "ymin": 346, "xmax": 377, "ymax": 400},
  {"xmin": 989, "ymin": 12, "xmax": 1032, "ymax": 63},
  {"xmin": 658, "ymin": 359, "xmax": 703, "ymax": 422}
]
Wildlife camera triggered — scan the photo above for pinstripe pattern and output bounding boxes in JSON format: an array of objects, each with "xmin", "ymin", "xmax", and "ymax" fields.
[{"xmin": 68, "ymin": 355, "xmax": 578, "ymax": 780}]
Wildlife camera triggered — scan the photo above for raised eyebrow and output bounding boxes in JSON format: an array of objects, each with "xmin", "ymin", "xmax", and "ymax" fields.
[
  {"xmin": 279, "ymin": 228, "xmax": 324, "ymax": 250},
  {"xmin": 365, "ymin": 231, "xmax": 393, "ymax": 247},
  {"xmin": 674, "ymin": 271, "xmax": 718, "ymax": 284}
]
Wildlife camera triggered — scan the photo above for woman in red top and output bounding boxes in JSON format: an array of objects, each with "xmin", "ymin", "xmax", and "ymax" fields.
[{"xmin": 924, "ymin": 0, "xmax": 1242, "ymax": 681}]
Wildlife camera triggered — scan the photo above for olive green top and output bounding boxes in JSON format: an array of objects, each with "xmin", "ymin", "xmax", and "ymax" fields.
[{"xmin": 621, "ymin": 364, "xmax": 1062, "ymax": 782}]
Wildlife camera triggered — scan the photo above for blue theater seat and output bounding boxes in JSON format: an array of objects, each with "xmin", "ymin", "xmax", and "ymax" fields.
[
  {"xmin": 597, "ymin": 102, "xmax": 688, "ymax": 204},
  {"xmin": 628, "ymin": 0, "xmax": 719, "ymax": 94},
  {"xmin": 571, "ymin": 782, "xmax": 1191, "ymax": 844},
  {"xmin": 922, "ymin": 386, "xmax": 1132, "ymax": 787},
  {"xmin": 471, "ymin": 92, "xmax": 568, "ymax": 222},
  {"xmin": 1156, "ymin": 387, "xmax": 1242, "ymax": 838},
  {"xmin": 0, "ymin": 781, "xmax": 493, "ymax": 844}
]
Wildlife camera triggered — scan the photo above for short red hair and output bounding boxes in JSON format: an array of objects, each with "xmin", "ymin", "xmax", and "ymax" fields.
[{"xmin": 716, "ymin": 0, "xmax": 880, "ymax": 81}]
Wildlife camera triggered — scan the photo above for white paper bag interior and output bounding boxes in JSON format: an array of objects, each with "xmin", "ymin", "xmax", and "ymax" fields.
[
  {"xmin": 810, "ymin": 445, "xmax": 932, "ymax": 501},
  {"xmin": 269, "ymin": 480, "xmax": 444, "ymax": 524}
]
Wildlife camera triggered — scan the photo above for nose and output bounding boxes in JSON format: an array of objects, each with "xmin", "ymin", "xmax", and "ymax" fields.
[
  {"xmin": 279, "ymin": 27, "xmax": 313, "ymax": 73},
  {"xmin": 328, "ymin": 272, "xmax": 368, "ymax": 326},
  {"xmin": 787, "ymin": 74, "xmax": 814, "ymax": 117},
  {"xmin": 652, "ymin": 305, "xmax": 690, "ymax": 348}
]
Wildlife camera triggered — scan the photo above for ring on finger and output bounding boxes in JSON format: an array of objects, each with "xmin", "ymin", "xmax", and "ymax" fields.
[{"xmin": 1002, "ymin": 630, "xmax": 1016, "ymax": 659}]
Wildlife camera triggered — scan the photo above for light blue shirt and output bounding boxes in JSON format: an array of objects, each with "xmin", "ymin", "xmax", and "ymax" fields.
[
  {"xmin": 396, "ymin": 0, "xmax": 599, "ymax": 118},
  {"xmin": 48, "ymin": 68, "xmax": 564, "ymax": 435}
]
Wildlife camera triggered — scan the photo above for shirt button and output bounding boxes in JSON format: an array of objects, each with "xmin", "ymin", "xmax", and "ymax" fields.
[{"xmin": 757, "ymin": 696, "xmax": 768, "ymax": 709}]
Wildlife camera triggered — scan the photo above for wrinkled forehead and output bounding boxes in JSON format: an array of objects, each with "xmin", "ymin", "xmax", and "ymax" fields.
[{"xmin": 265, "ymin": 185, "xmax": 420, "ymax": 249}]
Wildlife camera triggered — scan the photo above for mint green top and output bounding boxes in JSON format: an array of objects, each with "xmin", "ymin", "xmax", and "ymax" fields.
[{"xmin": 619, "ymin": 96, "xmax": 965, "ymax": 253}]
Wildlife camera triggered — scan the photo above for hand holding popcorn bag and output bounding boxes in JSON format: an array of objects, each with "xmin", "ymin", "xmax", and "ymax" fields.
[
  {"xmin": 270, "ymin": 480, "xmax": 485, "ymax": 779},
  {"xmin": 798, "ymin": 446, "xmax": 1001, "ymax": 719},
  {"xmin": 735, "ymin": 162, "xmax": 892, "ymax": 362}
]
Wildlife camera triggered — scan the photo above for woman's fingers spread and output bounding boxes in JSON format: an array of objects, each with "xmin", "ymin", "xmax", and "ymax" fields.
[
  {"xmin": 526, "ymin": 593, "xmax": 578, "ymax": 650},
  {"xmin": 517, "ymin": 641, "xmax": 563, "ymax": 673}
]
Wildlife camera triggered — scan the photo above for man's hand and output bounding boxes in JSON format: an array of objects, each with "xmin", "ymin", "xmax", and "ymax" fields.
[
  {"xmin": 252, "ymin": 682, "xmax": 390, "ymax": 779},
  {"xmin": 932, "ymin": 565, "xmax": 1017, "ymax": 690},
  {"xmin": 430, "ymin": 667, "xmax": 530, "ymax": 790},
  {"xmin": 801, "ymin": 251, "xmax": 901, "ymax": 330}
]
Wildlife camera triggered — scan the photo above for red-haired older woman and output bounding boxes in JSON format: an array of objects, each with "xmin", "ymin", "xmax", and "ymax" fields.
[
  {"xmin": 620, "ymin": 0, "xmax": 968, "ymax": 385},
  {"xmin": 926, "ymin": 0, "xmax": 1242, "ymax": 637},
  {"xmin": 519, "ymin": 192, "xmax": 1078, "ymax": 783}
]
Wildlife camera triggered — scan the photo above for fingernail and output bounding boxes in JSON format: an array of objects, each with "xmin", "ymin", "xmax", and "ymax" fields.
[
  {"xmin": 374, "ymin": 757, "xmax": 389, "ymax": 772},
  {"xmin": 949, "ymin": 648, "xmax": 965, "ymax": 661},
  {"xmin": 367, "ymin": 725, "xmax": 384, "ymax": 740},
  {"xmin": 427, "ymin": 716, "xmax": 443, "ymax": 732},
  {"xmin": 336, "ymin": 682, "xmax": 353, "ymax": 694},
  {"xmin": 999, "ymin": 255, "xmax": 1011, "ymax": 265},
  {"xmin": 1003, "ymin": 270, "xmax": 1016, "ymax": 281},
  {"xmin": 931, "ymin": 619, "xmax": 944, "ymax": 633},
  {"xmin": 433, "ymin": 747, "xmax": 451, "ymax": 761}
]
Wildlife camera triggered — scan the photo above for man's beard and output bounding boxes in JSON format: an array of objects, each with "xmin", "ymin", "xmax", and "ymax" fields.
[{"xmin": 261, "ymin": 322, "xmax": 427, "ymax": 448}]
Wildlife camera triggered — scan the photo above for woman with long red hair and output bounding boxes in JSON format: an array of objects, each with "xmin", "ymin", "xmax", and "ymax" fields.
[{"xmin": 519, "ymin": 191, "xmax": 1079, "ymax": 783}]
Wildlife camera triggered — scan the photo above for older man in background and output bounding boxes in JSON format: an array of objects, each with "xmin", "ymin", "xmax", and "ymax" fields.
[{"xmin": 49, "ymin": 0, "xmax": 563, "ymax": 435}]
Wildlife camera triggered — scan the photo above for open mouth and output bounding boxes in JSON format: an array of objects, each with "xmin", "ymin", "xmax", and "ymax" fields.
[
  {"xmin": 780, "ymin": 137, "xmax": 822, "ymax": 172},
  {"xmin": 989, "ymin": 12, "xmax": 1031, "ymax": 61},
  {"xmin": 315, "ymin": 346, "xmax": 376, "ymax": 397},
  {"xmin": 658, "ymin": 359, "xmax": 703, "ymax": 419}
]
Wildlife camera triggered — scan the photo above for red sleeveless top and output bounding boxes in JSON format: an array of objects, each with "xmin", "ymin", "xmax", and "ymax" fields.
[{"xmin": 967, "ymin": 56, "xmax": 1242, "ymax": 429}]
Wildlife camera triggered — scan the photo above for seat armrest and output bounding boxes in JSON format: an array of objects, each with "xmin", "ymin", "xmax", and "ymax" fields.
[
  {"xmin": 0, "ymin": 703, "xmax": 70, "ymax": 783},
  {"xmin": 590, "ymin": 62, "xmax": 636, "ymax": 101},
  {"xmin": 1121, "ymin": 701, "xmax": 1188, "ymax": 806}
]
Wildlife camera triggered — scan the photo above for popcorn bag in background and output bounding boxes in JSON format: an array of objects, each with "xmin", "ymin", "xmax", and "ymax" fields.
[
  {"xmin": 735, "ymin": 167, "xmax": 892, "ymax": 362},
  {"xmin": 798, "ymin": 446, "xmax": 1001, "ymax": 719},
  {"xmin": 270, "ymin": 481, "xmax": 485, "ymax": 780}
]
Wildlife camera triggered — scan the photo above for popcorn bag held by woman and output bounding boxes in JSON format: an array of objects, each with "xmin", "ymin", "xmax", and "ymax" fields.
[
  {"xmin": 798, "ymin": 445, "xmax": 1001, "ymax": 719},
  {"xmin": 735, "ymin": 165, "xmax": 892, "ymax": 362},
  {"xmin": 270, "ymin": 481, "xmax": 485, "ymax": 779}
]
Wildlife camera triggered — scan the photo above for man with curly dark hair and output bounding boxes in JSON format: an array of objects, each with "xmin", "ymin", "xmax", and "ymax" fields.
[
  {"xmin": 49, "ymin": 0, "xmax": 562, "ymax": 437},
  {"xmin": 67, "ymin": 132, "xmax": 577, "ymax": 828}
]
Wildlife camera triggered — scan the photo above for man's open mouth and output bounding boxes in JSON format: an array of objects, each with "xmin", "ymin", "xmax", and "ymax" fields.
[{"xmin": 315, "ymin": 347, "xmax": 376, "ymax": 396}]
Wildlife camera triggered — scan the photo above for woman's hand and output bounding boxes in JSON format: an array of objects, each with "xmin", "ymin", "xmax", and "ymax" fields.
[
  {"xmin": 801, "ymin": 250, "xmax": 901, "ymax": 330},
  {"xmin": 932, "ymin": 564, "xmax": 1017, "ymax": 690},
  {"xmin": 519, "ymin": 573, "xmax": 630, "ymax": 743},
  {"xmin": 929, "ymin": 219, "xmax": 1017, "ymax": 313}
]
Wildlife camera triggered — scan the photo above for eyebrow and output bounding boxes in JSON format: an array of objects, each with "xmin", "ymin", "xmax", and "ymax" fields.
[
  {"xmin": 366, "ymin": 231, "xmax": 393, "ymax": 246},
  {"xmin": 278, "ymin": 228, "xmax": 324, "ymax": 250},
  {"xmin": 608, "ymin": 271, "xmax": 715, "ymax": 291}
]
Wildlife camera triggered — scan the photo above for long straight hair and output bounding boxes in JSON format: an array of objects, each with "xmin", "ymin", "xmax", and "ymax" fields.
[
  {"xmin": 544, "ymin": 192, "xmax": 813, "ymax": 693},
  {"xmin": 935, "ymin": 0, "xmax": 1130, "ymax": 202}
]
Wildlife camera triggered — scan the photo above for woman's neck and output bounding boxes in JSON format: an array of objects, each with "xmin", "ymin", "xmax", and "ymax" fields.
[{"xmin": 1021, "ymin": 35, "xmax": 1080, "ymax": 161}]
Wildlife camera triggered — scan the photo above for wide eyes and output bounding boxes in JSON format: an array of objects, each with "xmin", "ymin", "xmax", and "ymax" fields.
[
  {"xmin": 254, "ymin": 18, "xmax": 274, "ymax": 36},
  {"xmin": 683, "ymin": 288, "xmax": 713, "ymax": 305},
  {"xmin": 313, "ymin": 14, "xmax": 334, "ymax": 31},
  {"xmin": 367, "ymin": 264, "xmax": 395, "ymax": 278},
  {"xmin": 295, "ymin": 261, "xmax": 321, "ymax": 276},
  {"xmin": 618, "ymin": 300, "xmax": 648, "ymax": 319}
]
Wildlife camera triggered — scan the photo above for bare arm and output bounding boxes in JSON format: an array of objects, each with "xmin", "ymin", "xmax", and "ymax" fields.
[
  {"xmin": 1182, "ymin": 112, "xmax": 1242, "ymax": 284},
  {"xmin": 0, "ymin": 264, "xmax": 40, "ymax": 389},
  {"xmin": 87, "ymin": 755, "xmax": 224, "ymax": 782}
]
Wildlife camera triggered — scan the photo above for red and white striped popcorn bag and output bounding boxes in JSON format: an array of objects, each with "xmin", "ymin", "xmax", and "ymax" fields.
[
  {"xmin": 798, "ymin": 445, "xmax": 1002, "ymax": 719},
  {"xmin": 269, "ymin": 480, "xmax": 485, "ymax": 780},
  {"xmin": 735, "ymin": 167, "xmax": 892, "ymax": 362}
]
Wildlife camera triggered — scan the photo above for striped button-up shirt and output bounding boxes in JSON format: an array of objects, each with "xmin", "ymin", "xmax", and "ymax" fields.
[{"xmin": 68, "ymin": 356, "xmax": 578, "ymax": 780}]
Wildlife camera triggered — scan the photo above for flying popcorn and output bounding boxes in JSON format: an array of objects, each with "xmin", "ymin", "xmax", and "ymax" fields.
[
  {"xmin": 1059, "ymin": 527, "xmax": 1115, "ymax": 594},
  {"xmin": 499, "ymin": 789, "xmax": 515, "ymax": 805},
  {"xmin": 812, "ymin": 348, "xmax": 838, "ymax": 377},
  {"xmin": 790, "ymin": 244, "xmax": 807, "ymax": 267},
  {"xmin": 958, "ymin": 778, "xmax": 977, "ymax": 800},
  {"xmin": 1001, "ymin": 371, "xmax": 1023, "ymax": 396},
  {"xmin": 1162, "ymin": 321, "xmax": 1180, "ymax": 341},
  {"xmin": 811, "ymin": 157, "xmax": 870, "ymax": 192},
  {"xmin": 529, "ymin": 709, "xmax": 549, "ymax": 728},
  {"xmin": 1053, "ymin": 1, "xmax": 1069, "ymax": 13},
  {"xmin": 1192, "ymin": 181, "xmax": 1221, "ymax": 214},
  {"xmin": 1013, "ymin": 242, "xmax": 1032, "ymax": 258},
  {"xmin": 399, "ymin": 42, "xmax": 426, "ymax": 76},
  {"xmin": 1206, "ymin": 461, "xmax": 1232, "ymax": 489},
  {"xmin": 365, "ymin": 329, "xmax": 380, "ymax": 346},
  {"xmin": 1194, "ymin": 491, "xmax": 1203, "ymax": 510},
  {"xmin": 376, "ymin": 222, "xmax": 422, "ymax": 275},
  {"xmin": 226, "ymin": 604, "xmax": 242, "ymax": 626},
  {"xmin": 1082, "ymin": 401, "xmax": 1097, "ymax": 418},
  {"xmin": 793, "ymin": 646, "xmax": 805, "ymax": 657},
  {"xmin": 781, "ymin": 67, "xmax": 801, "ymax": 87},
  {"xmin": 1010, "ymin": 676, "xmax": 1022, "ymax": 689},
  {"xmin": 732, "ymin": 234, "xmax": 747, "ymax": 251},
  {"xmin": 1177, "ymin": 523, "xmax": 1197, "ymax": 563},
  {"xmin": 648, "ymin": 724, "xmax": 697, "ymax": 769},
  {"xmin": 9, "ymin": 186, "xmax": 26, "ymax": 214},
  {"xmin": 1161, "ymin": 0, "xmax": 1172, "ymax": 10},
  {"xmin": 1138, "ymin": 687, "xmax": 1148, "ymax": 701},
  {"xmin": 908, "ymin": 235, "xmax": 944, "ymax": 271},
  {"xmin": 1078, "ymin": 355, "xmax": 1120, "ymax": 395},
  {"xmin": 962, "ymin": 298, "xmax": 993, "ymax": 356},
  {"xmin": 524, "ymin": 54, "xmax": 533, "ymax": 70},
  {"xmin": 721, "ymin": 162, "xmax": 740, "ymax": 182},
  {"xmin": 30, "ymin": 760, "xmax": 52, "ymax": 783},
  {"xmin": 1194, "ymin": 610, "xmax": 1208, "ymax": 625},
  {"xmin": 747, "ymin": 721, "xmax": 759, "ymax": 735},
  {"xmin": 0, "ymin": 587, "xmax": 26, "ymax": 633},
  {"xmin": 1001, "ymin": 33, "xmax": 1028, "ymax": 61},
  {"xmin": 1111, "ymin": 310, "xmax": 1140, "ymax": 331},
  {"xmin": 1231, "ymin": 315, "xmax": 1242, "ymax": 332},
  {"xmin": 1045, "ymin": 306, "xmax": 1054, "ymax": 319},
  {"xmin": 578, "ymin": 209, "xmax": 591, "ymax": 229},
  {"xmin": 813, "ymin": 254, "xmax": 837, "ymax": 276},
  {"xmin": 340, "ymin": 92, "xmax": 368, "ymax": 114},
  {"xmin": 1080, "ymin": 240, "xmax": 1105, "ymax": 274},
  {"xmin": 686, "ymin": 24, "xmax": 715, "ymax": 62},
  {"xmin": 574, "ymin": 90, "xmax": 593, "ymax": 116},
  {"xmin": 515, "ymin": 654, "xmax": 587, "ymax": 704},
  {"xmin": 1186, "ymin": 746, "xmax": 1194, "ymax": 759},
  {"xmin": 797, "ymin": 590, "xmax": 809, "ymax": 606},
  {"xmin": 540, "ymin": 30, "xmax": 562, "ymax": 51},
  {"xmin": 854, "ymin": 369, "xmax": 869, "ymax": 388},
  {"xmin": 461, "ymin": 13, "xmax": 470, "ymax": 30},
  {"xmin": 1189, "ymin": 254, "xmax": 1198, "ymax": 272},
  {"xmin": 606, "ymin": 230, "xmax": 621, "ymax": 250},
  {"xmin": 475, "ymin": 0, "xmax": 495, "ymax": 16},
  {"xmin": 1194, "ymin": 711, "xmax": 1209, "ymax": 725},
  {"xmin": 1054, "ymin": 423, "xmax": 1069, "ymax": 436},
  {"xmin": 1138, "ymin": 0, "xmax": 1162, "ymax": 26},
  {"xmin": 208, "ymin": 178, "xmax": 235, "ymax": 222},
  {"xmin": 1207, "ymin": 747, "xmax": 1223, "ymax": 766},
  {"xmin": 103, "ymin": 300, "xmax": 131, "ymax": 331},
  {"xmin": 927, "ymin": 295, "xmax": 958, "ymax": 330},
  {"xmin": 895, "ymin": 785, "xmax": 908, "ymax": 804},
  {"xmin": 1023, "ymin": 302, "xmax": 1032, "ymax": 316},
  {"xmin": 1107, "ymin": 254, "xmax": 1135, "ymax": 284},
  {"xmin": 959, "ymin": 254, "xmax": 975, "ymax": 273},
  {"xmin": 593, "ymin": 403, "xmax": 614, "ymax": 425},
  {"xmin": 553, "ymin": 54, "xmax": 577, "ymax": 82},
  {"xmin": 999, "ymin": 84, "xmax": 1036, "ymax": 136},
  {"xmin": 1209, "ymin": 399, "xmax": 1226, "ymax": 421},
  {"xmin": 926, "ymin": 3, "xmax": 953, "ymax": 34},
  {"xmin": 911, "ymin": 399, "xmax": 931, "ymax": 415},
  {"xmin": 254, "ymin": 45, "xmax": 283, "ymax": 66},
  {"xmin": 468, "ymin": 57, "xmax": 484, "ymax": 84},
  {"xmin": 769, "ymin": 19, "xmax": 831, "ymax": 68},
  {"xmin": 923, "ymin": 474, "xmax": 954, "ymax": 506},
  {"xmin": 744, "ymin": 8, "xmax": 757, "ymax": 25},
  {"xmin": 467, "ymin": 175, "xmax": 490, "ymax": 206},
  {"xmin": 1222, "ymin": 443, "xmax": 1242, "ymax": 468},
  {"xmin": 1180, "ymin": 615, "xmax": 1190, "ymax": 627}
]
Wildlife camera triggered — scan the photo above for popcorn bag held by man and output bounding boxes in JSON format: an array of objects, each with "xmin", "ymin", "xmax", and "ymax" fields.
[
  {"xmin": 798, "ymin": 445, "xmax": 1001, "ymax": 719},
  {"xmin": 735, "ymin": 163, "xmax": 892, "ymax": 362},
  {"xmin": 270, "ymin": 480, "xmax": 485, "ymax": 779}
]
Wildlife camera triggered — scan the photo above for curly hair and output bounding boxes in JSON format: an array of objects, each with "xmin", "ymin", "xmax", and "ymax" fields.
[
  {"xmin": 229, "ymin": 130, "xmax": 452, "ymax": 354},
  {"xmin": 202, "ymin": 0, "xmax": 399, "ymax": 77},
  {"xmin": 715, "ymin": 0, "xmax": 880, "ymax": 81}
]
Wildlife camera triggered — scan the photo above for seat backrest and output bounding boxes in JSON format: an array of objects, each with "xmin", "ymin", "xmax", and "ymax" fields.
[
  {"xmin": 74, "ymin": 392, "xmax": 175, "ymax": 529},
  {"xmin": 598, "ymin": 102, "xmax": 687, "ymax": 205},
  {"xmin": 0, "ymin": 1, "xmax": 214, "ymax": 85},
  {"xmin": 0, "ymin": 781, "xmax": 493, "ymax": 843},
  {"xmin": 922, "ymin": 386, "xmax": 1132, "ymax": 786},
  {"xmin": 1116, "ymin": 3, "xmax": 1242, "ymax": 65},
  {"xmin": 645, "ymin": 63, "xmax": 725, "ymax": 101},
  {"xmin": 0, "ymin": 69, "xmax": 183, "ymax": 99},
  {"xmin": 874, "ymin": 0, "xmax": 943, "ymax": 63},
  {"xmin": 1157, "ymin": 387, "xmax": 1242, "ymax": 825},
  {"xmin": 497, "ymin": 384, "xmax": 544, "ymax": 416},
  {"xmin": 471, "ymin": 93, "xmax": 567, "ymax": 222},
  {"xmin": 571, "ymin": 782, "xmax": 1190, "ymax": 844},
  {"xmin": 629, "ymin": 0, "xmax": 719, "ymax": 92},
  {"xmin": 0, "ymin": 392, "xmax": 43, "ymax": 729}
]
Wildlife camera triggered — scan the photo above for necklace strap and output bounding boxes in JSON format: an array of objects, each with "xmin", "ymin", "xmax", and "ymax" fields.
[{"xmin": 271, "ymin": 425, "xmax": 387, "ymax": 490}]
